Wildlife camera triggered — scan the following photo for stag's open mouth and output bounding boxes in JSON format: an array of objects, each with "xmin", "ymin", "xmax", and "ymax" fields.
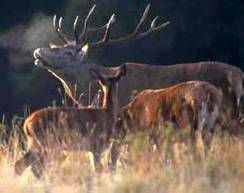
[
  {"xmin": 33, "ymin": 48, "xmax": 48, "ymax": 67},
  {"xmin": 33, "ymin": 48, "xmax": 63, "ymax": 69},
  {"xmin": 34, "ymin": 59, "xmax": 45, "ymax": 66}
]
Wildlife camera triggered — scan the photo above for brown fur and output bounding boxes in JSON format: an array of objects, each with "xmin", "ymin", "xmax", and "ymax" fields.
[
  {"xmin": 118, "ymin": 81, "xmax": 222, "ymax": 146},
  {"xmin": 120, "ymin": 62, "xmax": 241, "ymax": 117},
  {"xmin": 33, "ymin": 12, "xmax": 243, "ymax": 117},
  {"xmin": 14, "ymin": 65, "xmax": 126, "ymax": 178},
  {"xmin": 34, "ymin": 49, "xmax": 243, "ymax": 118}
]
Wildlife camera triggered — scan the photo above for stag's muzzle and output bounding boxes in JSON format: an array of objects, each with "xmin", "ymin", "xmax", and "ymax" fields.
[{"xmin": 33, "ymin": 48, "xmax": 46, "ymax": 66}]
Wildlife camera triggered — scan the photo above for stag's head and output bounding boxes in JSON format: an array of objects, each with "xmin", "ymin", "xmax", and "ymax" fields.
[{"xmin": 33, "ymin": 4, "xmax": 170, "ymax": 71}]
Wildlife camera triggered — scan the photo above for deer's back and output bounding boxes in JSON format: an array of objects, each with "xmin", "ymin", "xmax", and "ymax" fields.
[
  {"xmin": 118, "ymin": 61, "xmax": 240, "ymax": 106},
  {"xmin": 24, "ymin": 106, "xmax": 108, "ymax": 149},
  {"xmin": 122, "ymin": 81, "xmax": 221, "ymax": 129}
]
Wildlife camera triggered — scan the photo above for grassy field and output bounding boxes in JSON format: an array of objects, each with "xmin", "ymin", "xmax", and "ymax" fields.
[{"xmin": 0, "ymin": 116, "xmax": 244, "ymax": 193}]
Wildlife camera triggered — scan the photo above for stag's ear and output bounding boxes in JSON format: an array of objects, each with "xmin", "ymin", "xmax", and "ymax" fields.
[
  {"xmin": 81, "ymin": 44, "xmax": 89, "ymax": 54},
  {"xmin": 80, "ymin": 44, "xmax": 89, "ymax": 61}
]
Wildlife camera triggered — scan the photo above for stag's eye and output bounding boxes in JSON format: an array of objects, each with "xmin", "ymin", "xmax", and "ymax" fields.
[
  {"xmin": 52, "ymin": 48, "xmax": 59, "ymax": 52},
  {"xmin": 65, "ymin": 51, "xmax": 73, "ymax": 56}
]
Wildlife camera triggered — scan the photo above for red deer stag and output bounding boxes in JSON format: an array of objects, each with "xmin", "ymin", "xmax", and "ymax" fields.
[
  {"xmin": 113, "ymin": 81, "xmax": 223, "ymax": 161},
  {"xmin": 14, "ymin": 64, "xmax": 126, "ymax": 178},
  {"xmin": 33, "ymin": 4, "xmax": 243, "ymax": 118},
  {"xmin": 33, "ymin": 4, "xmax": 169, "ymax": 104}
]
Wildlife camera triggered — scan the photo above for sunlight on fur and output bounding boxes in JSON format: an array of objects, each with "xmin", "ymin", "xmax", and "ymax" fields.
[{"xmin": 0, "ymin": 116, "xmax": 244, "ymax": 193}]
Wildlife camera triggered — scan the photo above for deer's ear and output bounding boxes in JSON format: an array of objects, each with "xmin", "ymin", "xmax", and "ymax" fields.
[
  {"xmin": 80, "ymin": 44, "xmax": 89, "ymax": 60},
  {"xmin": 81, "ymin": 44, "xmax": 89, "ymax": 55}
]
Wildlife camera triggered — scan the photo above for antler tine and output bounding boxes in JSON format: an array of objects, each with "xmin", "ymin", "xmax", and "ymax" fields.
[
  {"xmin": 74, "ymin": 3, "xmax": 169, "ymax": 48},
  {"xmin": 53, "ymin": 15, "xmax": 71, "ymax": 44},
  {"xmin": 84, "ymin": 4, "xmax": 151, "ymax": 48},
  {"xmin": 78, "ymin": 4, "xmax": 96, "ymax": 43},
  {"xmin": 151, "ymin": 16, "xmax": 159, "ymax": 28},
  {"xmin": 85, "ymin": 22, "xmax": 114, "ymax": 37},
  {"xmin": 138, "ymin": 19, "xmax": 170, "ymax": 38},
  {"xmin": 153, "ymin": 20, "xmax": 171, "ymax": 31},
  {"xmin": 88, "ymin": 4, "xmax": 169, "ymax": 46},
  {"xmin": 108, "ymin": 3, "xmax": 150, "ymax": 43},
  {"xmin": 53, "ymin": 15, "xmax": 57, "ymax": 29},
  {"xmin": 96, "ymin": 3, "xmax": 153, "ymax": 45},
  {"xmin": 73, "ymin": 16, "xmax": 79, "ymax": 42},
  {"xmin": 89, "ymin": 14, "xmax": 116, "ymax": 48},
  {"xmin": 58, "ymin": 17, "xmax": 72, "ymax": 44},
  {"xmin": 58, "ymin": 17, "xmax": 63, "ymax": 28},
  {"xmin": 88, "ymin": 24, "xmax": 108, "ymax": 32},
  {"xmin": 81, "ymin": 4, "xmax": 149, "ymax": 40},
  {"xmin": 53, "ymin": 15, "xmax": 65, "ymax": 43},
  {"xmin": 134, "ymin": 3, "xmax": 151, "ymax": 33},
  {"xmin": 75, "ymin": 4, "xmax": 149, "ymax": 44}
]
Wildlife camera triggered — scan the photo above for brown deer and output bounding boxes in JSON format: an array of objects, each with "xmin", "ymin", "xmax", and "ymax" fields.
[
  {"xmin": 33, "ymin": 4, "xmax": 170, "ymax": 105},
  {"xmin": 111, "ymin": 81, "xmax": 223, "ymax": 164},
  {"xmin": 14, "ymin": 64, "xmax": 126, "ymax": 178},
  {"xmin": 33, "ymin": 4, "xmax": 243, "ymax": 118}
]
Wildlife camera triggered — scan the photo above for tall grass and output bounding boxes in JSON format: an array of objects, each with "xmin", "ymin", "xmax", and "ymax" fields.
[{"xmin": 0, "ymin": 115, "xmax": 244, "ymax": 193}]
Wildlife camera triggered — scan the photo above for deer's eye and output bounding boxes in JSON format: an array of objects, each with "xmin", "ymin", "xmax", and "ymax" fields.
[
  {"xmin": 65, "ymin": 51, "xmax": 73, "ymax": 56},
  {"xmin": 52, "ymin": 48, "xmax": 59, "ymax": 52}
]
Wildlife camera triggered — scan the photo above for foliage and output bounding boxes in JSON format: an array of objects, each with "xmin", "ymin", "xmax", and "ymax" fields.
[{"xmin": 0, "ymin": 118, "xmax": 244, "ymax": 193}]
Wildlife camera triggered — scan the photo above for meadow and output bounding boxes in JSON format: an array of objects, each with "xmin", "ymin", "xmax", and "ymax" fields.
[{"xmin": 0, "ymin": 115, "xmax": 243, "ymax": 193}]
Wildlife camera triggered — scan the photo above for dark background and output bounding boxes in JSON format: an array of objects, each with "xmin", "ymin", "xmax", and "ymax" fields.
[{"xmin": 0, "ymin": 0, "xmax": 244, "ymax": 121}]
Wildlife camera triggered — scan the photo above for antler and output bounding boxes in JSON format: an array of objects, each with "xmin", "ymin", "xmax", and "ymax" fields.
[
  {"xmin": 73, "ymin": 16, "xmax": 79, "ymax": 42},
  {"xmin": 53, "ymin": 15, "xmax": 72, "ymax": 44},
  {"xmin": 55, "ymin": 4, "xmax": 170, "ymax": 47},
  {"xmin": 86, "ymin": 4, "xmax": 170, "ymax": 48},
  {"xmin": 78, "ymin": 4, "xmax": 97, "ymax": 43},
  {"xmin": 73, "ymin": 4, "xmax": 110, "ymax": 44},
  {"xmin": 137, "ymin": 17, "xmax": 170, "ymax": 39},
  {"xmin": 89, "ymin": 14, "xmax": 116, "ymax": 48},
  {"xmin": 54, "ymin": 4, "xmax": 110, "ymax": 45}
]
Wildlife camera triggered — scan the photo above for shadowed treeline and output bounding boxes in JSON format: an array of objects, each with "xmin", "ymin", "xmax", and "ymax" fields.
[{"xmin": 0, "ymin": 0, "xmax": 244, "ymax": 119}]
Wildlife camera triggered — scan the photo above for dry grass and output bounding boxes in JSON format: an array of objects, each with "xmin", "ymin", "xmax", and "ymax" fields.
[{"xmin": 0, "ymin": 116, "xmax": 244, "ymax": 193}]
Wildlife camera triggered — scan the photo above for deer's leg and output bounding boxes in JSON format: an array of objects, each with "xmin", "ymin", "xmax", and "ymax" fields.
[
  {"xmin": 31, "ymin": 153, "xmax": 45, "ymax": 179},
  {"xmin": 190, "ymin": 115, "xmax": 202, "ymax": 161},
  {"xmin": 227, "ymin": 71, "xmax": 243, "ymax": 118},
  {"xmin": 15, "ymin": 150, "xmax": 40, "ymax": 176},
  {"xmin": 88, "ymin": 152, "xmax": 96, "ymax": 172},
  {"xmin": 201, "ymin": 120, "xmax": 218, "ymax": 156},
  {"xmin": 148, "ymin": 133, "xmax": 157, "ymax": 152},
  {"xmin": 194, "ymin": 115, "xmax": 212, "ymax": 161},
  {"xmin": 202, "ymin": 131, "xmax": 212, "ymax": 156},
  {"xmin": 149, "ymin": 132, "xmax": 164, "ymax": 164},
  {"xmin": 93, "ymin": 151, "xmax": 103, "ymax": 172},
  {"xmin": 91, "ymin": 142, "xmax": 103, "ymax": 172},
  {"xmin": 237, "ymin": 93, "xmax": 244, "ymax": 119},
  {"xmin": 109, "ymin": 119, "xmax": 126, "ymax": 171},
  {"xmin": 109, "ymin": 142, "xmax": 121, "ymax": 172},
  {"xmin": 230, "ymin": 94, "xmax": 241, "ymax": 119}
]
